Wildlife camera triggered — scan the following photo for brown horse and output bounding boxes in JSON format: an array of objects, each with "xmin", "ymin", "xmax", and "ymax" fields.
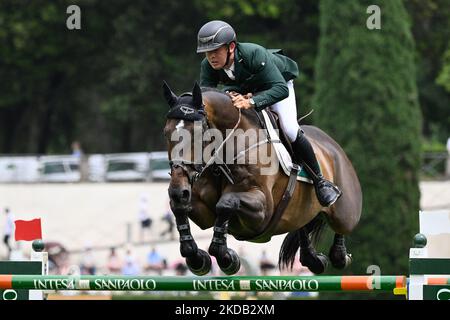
[{"xmin": 163, "ymin": 81, "xmax": 362, "ymax": 275}]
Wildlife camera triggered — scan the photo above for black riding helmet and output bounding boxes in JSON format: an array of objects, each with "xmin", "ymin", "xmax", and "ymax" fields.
[{"xmin": 196, "ymin": 20, "xmax": 236, "ymax": 53}]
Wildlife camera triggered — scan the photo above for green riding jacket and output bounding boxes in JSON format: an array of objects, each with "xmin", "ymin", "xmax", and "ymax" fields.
[{"xmin": 199, "ymin": 42, "xmax": 299, "ymax": 111}]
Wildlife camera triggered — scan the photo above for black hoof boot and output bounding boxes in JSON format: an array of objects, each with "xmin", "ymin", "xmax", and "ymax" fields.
[
  {"xmin": 218, "ymin": 248, "xmax": 241, "ymax": 275},
  {"xmin": 180, "ymin": 240, "xmax": 198, "ymax": 258},
  {"xmin": 300, "ymin": 247, "xmax": 329, "ymax": 274},
  {"xmin": 186, "ymin": 249, "xmax": 212, "ymax": 276},
  {"xmin": 329, "ymin": 245, "xmax": 352, "ymax": 269},
  {"xmin": 329, "ymin": 234, "xmax": 352, "ymax": 270}
]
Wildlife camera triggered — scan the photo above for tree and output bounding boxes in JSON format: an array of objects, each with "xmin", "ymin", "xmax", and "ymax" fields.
[
  {"xmin": 436, "ymin": 46, "xmax": 450, "ymax": 92},
  {"xmin": 0, "ymin": 0, "xmax": 116, "ymax": 154},
  {"xmin": 313, "ymin": 0, "xmax": 421, "ymax": 283},
  {"xmin": 406, "ymin": 0, "xmax": 450, "ymax": 143}
]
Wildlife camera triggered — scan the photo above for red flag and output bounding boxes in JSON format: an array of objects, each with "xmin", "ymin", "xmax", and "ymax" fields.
[{"xmin": 14, "ymin": 218, "xmax": 42, "ymax": 241}]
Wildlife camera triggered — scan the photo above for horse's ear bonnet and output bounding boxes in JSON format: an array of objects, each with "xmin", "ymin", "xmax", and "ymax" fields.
[
  {"xmin": 164, "ymin": 81, "xmax": 205, "ymax": 121},
  {"xmin": 163, "ymin": 80, "xmax": 177, "ymax": 108},
  {"xmin": 192, "ymin": 82, "xmax": 202, "ymax": 108}
]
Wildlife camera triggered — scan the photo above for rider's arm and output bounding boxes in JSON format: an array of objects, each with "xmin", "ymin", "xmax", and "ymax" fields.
[{"xmin": 248, "ymin": 48, "xmax": 289, "ymax": 111}]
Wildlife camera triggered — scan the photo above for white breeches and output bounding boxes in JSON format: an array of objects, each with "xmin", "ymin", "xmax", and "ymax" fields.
[{"xmin": 269, "ymin": 80, "xmax": 300, "ymax": 142}]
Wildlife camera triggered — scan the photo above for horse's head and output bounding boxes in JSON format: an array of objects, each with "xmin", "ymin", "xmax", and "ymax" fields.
[{"xmin": 163, "ymin": 81, "xmax": 206, "ymax": 210}]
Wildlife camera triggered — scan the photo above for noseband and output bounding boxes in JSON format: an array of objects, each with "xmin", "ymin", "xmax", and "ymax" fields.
[{"xmin": 169, "ymin": 160, "xmax": 203, "ymax": 185}]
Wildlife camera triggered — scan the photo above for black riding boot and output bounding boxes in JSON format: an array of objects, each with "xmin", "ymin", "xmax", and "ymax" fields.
[{"xmin": 291, "ymin": 129, "xmax": 342, "ymax": 207}]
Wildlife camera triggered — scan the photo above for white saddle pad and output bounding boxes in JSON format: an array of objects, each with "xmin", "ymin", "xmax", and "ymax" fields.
[{"xmin": 261, "ymin": 110, "xmax": 313, "ymax": 184}]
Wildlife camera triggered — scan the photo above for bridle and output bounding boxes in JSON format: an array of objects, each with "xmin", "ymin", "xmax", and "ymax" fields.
[
  {"xmin": 167, "ymin": 93, "xmax": 239, "ymax": 187},
  {"xmin": 169, "ymin": 159, "xmax": 204, "ymax": 185},
  {"xmin": 167, "ymin": 93, "xmax": 272, "ymax": 188}
]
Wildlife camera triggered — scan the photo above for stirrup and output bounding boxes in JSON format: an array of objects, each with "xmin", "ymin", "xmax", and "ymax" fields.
[{"xmin": 315, "ymin": 179, "xmax": 342, "ymax": 207}]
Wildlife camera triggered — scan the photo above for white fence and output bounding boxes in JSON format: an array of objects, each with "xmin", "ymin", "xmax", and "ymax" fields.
[
  {"xmin": 422, "ymin": 152, "xmax": 450, "ymax": 178},
  {"xmin": 0, "ymin": 152, "xmax": 170, "ymax": 183},
  {"xmin": 2, "ymin": 152, "xmax": 449, "ymax": 183}
]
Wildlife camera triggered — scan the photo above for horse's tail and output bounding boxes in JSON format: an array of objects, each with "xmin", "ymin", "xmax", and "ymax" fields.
[{"xmin": 278, "ymin": 213, "xmax": 327, "ymax": 270}]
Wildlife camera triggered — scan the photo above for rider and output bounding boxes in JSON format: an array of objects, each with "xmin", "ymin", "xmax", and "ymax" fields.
[{"xmin": 197, "ymin": 20, "xmax": 341, "ymax": 207}]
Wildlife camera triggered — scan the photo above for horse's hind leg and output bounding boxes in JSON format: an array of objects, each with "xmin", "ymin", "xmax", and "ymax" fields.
[
  {"xmin": 298, "ymin": 218, "xmax": 329, "ymax": 274},
  {"xmin": 328, "ymin": 234, "xmax": 352, "ymax": 269},
  {"xmin": 324, "ymin": 146, "xmax": 362, "ymax": 270},
  {"xmin": 325, "ymin": 198, "xmax": 360, "ymax": 270},
  {"xmin": 172, "ymin": 206, "xmax": 211, "ymax": 276}
]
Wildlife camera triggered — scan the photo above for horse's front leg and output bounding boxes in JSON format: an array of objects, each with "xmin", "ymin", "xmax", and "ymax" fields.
[
  {"xmin": 171, "ymin": 204, "xmax": 211, "ymax": 276},
  {"xmin": 208, "ymin": 190, "xmax": 267, "ymax": 275}
]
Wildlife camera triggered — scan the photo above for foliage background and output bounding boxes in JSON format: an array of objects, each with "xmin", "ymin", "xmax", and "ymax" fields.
[{"xmin": 3, "ymin": 0, "xmax": 446, "ymax": 154}]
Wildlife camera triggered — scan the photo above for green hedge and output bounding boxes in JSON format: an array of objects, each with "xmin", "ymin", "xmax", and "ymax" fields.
[{"xmin": 313, "ymin": 0, "xmax": 421, "ymax": 283}]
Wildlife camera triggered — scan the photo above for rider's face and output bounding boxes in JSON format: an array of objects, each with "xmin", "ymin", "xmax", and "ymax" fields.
[{"xmin": 205, "ymin": 45, "xmax": 233, "ymax": 70}]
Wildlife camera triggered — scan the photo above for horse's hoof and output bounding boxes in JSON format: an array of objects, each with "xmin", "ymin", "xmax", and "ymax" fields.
[
  {"xmin": 342, "ymin": 253, "xmax": 352, "ymax": 268},
  {"xmin": 311, "ymin": 253, "xmax": 329, "ymax": 274},
  {"xmin": 180, "ymin": 240, "xmax": 198, "ymax": 258},
  {"xmin": 219, "ymin": 248, "xmax": 241, "ymax": 275},
  {"xmin": 329, "ymin": 245, "xmax": 352, "ymax": 269},
  {"xmin": 300, "ymin": 251, "xmax": 329, "ymax": 274},
  {"xmin": 208, "ymin": 242, "xmax": 227, "ymax": 258},
  {"xmin": 186, "ymin": 249, "xmax": 211, "ymax": 276}
]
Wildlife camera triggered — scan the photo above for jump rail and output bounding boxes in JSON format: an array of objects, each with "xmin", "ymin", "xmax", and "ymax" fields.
[
  {"xmin": 1, "ymin": 211, "xmax": 449, "ymax": 300},
  {"xmin": 0, "ymin": 275, "xmax": 406, "ymax": 292}
]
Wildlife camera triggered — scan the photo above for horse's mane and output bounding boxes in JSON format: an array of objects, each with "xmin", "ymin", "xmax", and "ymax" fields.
[{"xmin": 200, "ymin": 87, "xmax": 261, "ymax": 127}]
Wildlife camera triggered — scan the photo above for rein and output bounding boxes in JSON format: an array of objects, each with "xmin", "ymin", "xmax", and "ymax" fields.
[
  {"xmin": 169, "ymin": 101, "xmax": 273, "ymax": 187},
  {"xmin": 197, "ymin": 108, "xmax": 242, "ymax": 184}
]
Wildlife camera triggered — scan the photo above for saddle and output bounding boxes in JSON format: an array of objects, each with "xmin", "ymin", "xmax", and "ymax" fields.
[
  {"xmin": 254, "ymin": 109, "xmax": 314, "ymax": 184},
  {"xmin": 263, "ymin": 110, "xmax": 294, "ymax": 157}
]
